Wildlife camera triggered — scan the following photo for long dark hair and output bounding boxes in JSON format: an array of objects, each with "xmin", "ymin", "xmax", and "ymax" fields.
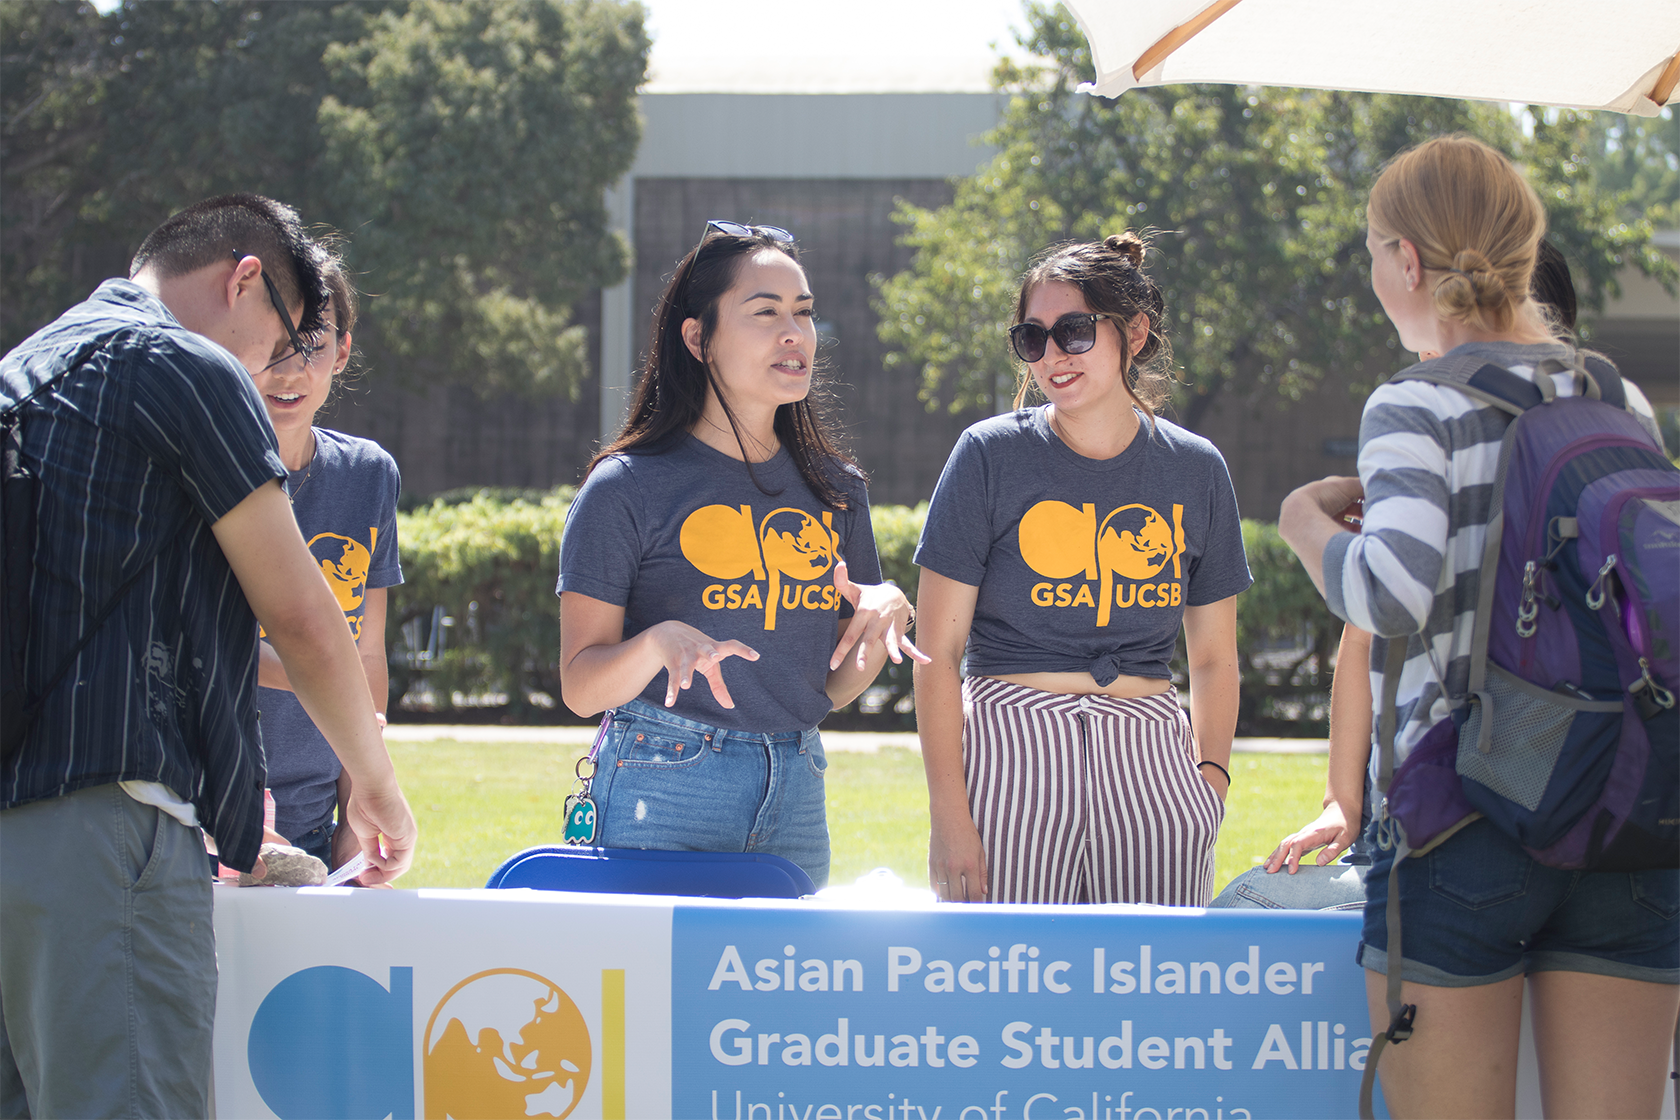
[
  {"xmin": 1011, "ymin": 231, "xmax": 1174, "ymax": 423},
  {"xmin": 589, "ymin": 230, "xmax": 860, "ymax": 508}
]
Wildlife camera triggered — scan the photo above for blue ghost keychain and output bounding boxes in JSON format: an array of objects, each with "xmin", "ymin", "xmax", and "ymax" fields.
[
  {"xmin": 562, "ymin": 781, "xmax": 596, "ymax": 845},
  {"xmin": 563, "ymin": 709, "xmax": 611, "ymax": 845}
]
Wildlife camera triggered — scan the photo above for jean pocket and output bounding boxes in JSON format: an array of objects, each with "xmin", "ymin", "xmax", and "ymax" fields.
[
  {"xmin": 613, "ymin": 720, "xmax": 711, "ymax": 769},
  {"xmin": 1630, "ymin": 868, "xmax": 1680, "ymax": 922},
  {"xmin": 1427, "ymin": 825, "xmax": 1531, "ymax": 909},
  {"xmin": 804, "ymin": 731, "xmax": 828, "ymax": 779}
]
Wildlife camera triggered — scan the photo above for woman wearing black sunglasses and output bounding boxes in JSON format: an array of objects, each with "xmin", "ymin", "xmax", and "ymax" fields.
[
  {"xmin": 914, "ymin": 232, "xmax": 1250, "ymax": 905},
  {"xmin": 556, "ymin": 222, "xmax": 926, "ymax": 886}
]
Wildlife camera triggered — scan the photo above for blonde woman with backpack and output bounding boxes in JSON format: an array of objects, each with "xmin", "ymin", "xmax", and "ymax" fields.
[{"xmin": 1280, "ymin": 135, "xmax": 1676, "ymax": 1119}]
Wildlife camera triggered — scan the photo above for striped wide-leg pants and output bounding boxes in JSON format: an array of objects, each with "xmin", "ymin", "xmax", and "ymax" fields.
[{"xmin": 962, "ymin": 676, "xmax": 1225, "ymax": 906}]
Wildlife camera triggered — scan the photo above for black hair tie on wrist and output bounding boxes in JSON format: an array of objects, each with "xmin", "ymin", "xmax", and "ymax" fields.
[{"xmin": 1197, "ymin": 760, "xmax": 1231, "ymax": 784}]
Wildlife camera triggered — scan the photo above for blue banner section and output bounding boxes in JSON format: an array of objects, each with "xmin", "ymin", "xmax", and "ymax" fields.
[{"xmin": 673, "ymin": 906, "xmax": 1383, "ymax": 1120}]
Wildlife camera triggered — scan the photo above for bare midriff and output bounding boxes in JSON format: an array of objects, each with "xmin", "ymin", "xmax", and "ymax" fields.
[{"xmin": 988, "ymin": 670, "xmax": 1173, "ymax": 700}]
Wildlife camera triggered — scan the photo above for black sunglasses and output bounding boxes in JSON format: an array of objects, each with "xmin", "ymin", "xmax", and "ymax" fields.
[
  {"xmin": 1008, "ymin": 312, "xmax": 1115, "ymax": 364},
  {"xmin": 234, "ymin": 252, "xmax": 322, "ymax": 372},
  {"xmin": 703, "ymin": 219, "xmax": 795, "ymax": 244}
]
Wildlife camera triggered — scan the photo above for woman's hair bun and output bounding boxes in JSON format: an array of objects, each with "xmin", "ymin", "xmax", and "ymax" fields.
[
  {"xmin": 1433, "ymin": 247, "xmax": 1511, "ymax": 320},
  {"xmin": 1104, "ymin": 231, "xmax": 1146, "ymax": 269}
]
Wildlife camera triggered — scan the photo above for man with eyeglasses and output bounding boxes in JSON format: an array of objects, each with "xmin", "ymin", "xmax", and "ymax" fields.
[{"xmin": 0, "ymin": 193, "xmax": 417, "ymax": 1117}]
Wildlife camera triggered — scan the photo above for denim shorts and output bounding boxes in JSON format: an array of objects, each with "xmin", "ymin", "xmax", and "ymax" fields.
[
  {"xmin": 1359, "ymin": 816, "xmax": 1680, "ymax": 986},
  {"xmin": 591, "ymin": 698, "xmax": 830, "ymax": 887}
]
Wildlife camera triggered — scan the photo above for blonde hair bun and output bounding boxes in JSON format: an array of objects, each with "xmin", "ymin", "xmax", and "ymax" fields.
[
  {"xmin": 1431, "ymin": 248, "xmax": 1510, "ymax": 320},
  {"xmin": 1366, "ymin": 135, "xmax": 1544, "ymax": 334}
]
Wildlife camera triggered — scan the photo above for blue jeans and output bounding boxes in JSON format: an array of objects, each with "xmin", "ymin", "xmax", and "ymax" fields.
[
  {"xmin": 593, "ymin": 699, "xmax": 831, "ymax": 887},
  {"xmin": 1209, "ymin": 861, "xmax": 1368, "ymax": 911},
  {"xmin": 290, "ymin": 819, "xmax": 334, "ymax": 865}
]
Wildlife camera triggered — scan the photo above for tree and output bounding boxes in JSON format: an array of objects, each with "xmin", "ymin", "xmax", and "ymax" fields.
[
  {"xmin": 874, "ymin": 2, "xmax": 1678, "ymax": 427},
  {"xmin": 1, "ymin": 0, "xmax": 649, "ymax": 397},
  {"xmin": 1, "ymin": 1, "xmax": 116, "ymax": 349}
]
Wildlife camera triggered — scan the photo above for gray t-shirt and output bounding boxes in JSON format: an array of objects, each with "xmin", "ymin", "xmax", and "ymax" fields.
[
  {"xmin": 260, "ymin": 428, "xmax": 403, "ymax": 842},
  {"xmin": 557, "ymin": 435, "xmax": 881, "ymax": 732},
  {"xmin": 915, "ymin": 407, "xmax": 1251, "ymax": 685}
]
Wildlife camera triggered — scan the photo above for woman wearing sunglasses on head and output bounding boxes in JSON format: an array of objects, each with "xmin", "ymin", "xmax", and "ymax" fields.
[
  {"xmin": 914, "ymin": 232, "xmax": 1250, "ymax": 905},
  {"xmin": 557, "ymin": 222, "xmax": 927, "ymax": 887}
]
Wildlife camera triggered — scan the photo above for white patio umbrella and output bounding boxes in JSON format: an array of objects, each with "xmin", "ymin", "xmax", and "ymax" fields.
[{"xmin": 1062, "ymin": 0, "xmax": 1680, "ymax": 115}]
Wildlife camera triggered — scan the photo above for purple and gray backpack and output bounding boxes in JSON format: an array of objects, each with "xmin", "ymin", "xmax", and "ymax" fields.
[{"xmin": 1359, "ymin": 350, "xmax": 1679, "ymax": 1118}]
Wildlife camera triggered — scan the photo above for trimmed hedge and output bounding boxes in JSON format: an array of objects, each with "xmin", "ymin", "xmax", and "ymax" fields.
[
  {"xmin": 1235, "ymin": 519, "xmax": 1342, "ymax": 736},
  {"xmin": 389, "ymin": 488, "xmax": 1340, "ymax": 732},
  {"xmin": 389, "ymin": 489, "xmax": 571, "ymax": 719}
]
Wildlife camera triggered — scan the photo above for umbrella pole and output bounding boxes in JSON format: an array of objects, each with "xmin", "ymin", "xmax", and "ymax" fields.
[
  {"xmin": 1133, "ymin": 0, "xmax": 1246, "ymax": 81},
  {"xmin": 1650, "ymin": 49, "xmax": 1680, "ymax": 106}
]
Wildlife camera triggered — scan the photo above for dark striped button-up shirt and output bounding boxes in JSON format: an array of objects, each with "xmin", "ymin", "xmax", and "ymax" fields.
[{"xmin": 1, "ymin": 279, "xmax": 286, "ymax": 871}]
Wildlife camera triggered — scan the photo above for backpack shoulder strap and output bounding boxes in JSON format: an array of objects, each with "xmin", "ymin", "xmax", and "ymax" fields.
[
  {"xmin": 2, "ymin": 341, "xmax": 156, "ymax": 760},
  {"xmin": 1579, "ymin": 352, "xmax": 1628, "ymax": 409},
  {"xmin": 1, "ymin": 338, "xmax": 108, "ymax": 423},
  {"xmin": 1387, "ymin": 352, "xmax": 1542, "ymax": 417},
  {"xmin": 1363, "ymin": 637, "xmax": 1417, "ymax": 1120}
]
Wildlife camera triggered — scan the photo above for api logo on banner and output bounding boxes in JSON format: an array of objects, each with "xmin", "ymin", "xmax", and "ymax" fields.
[{"xmin": 248, "ymin": 965, "xmax": 619, "ymax": 1119}]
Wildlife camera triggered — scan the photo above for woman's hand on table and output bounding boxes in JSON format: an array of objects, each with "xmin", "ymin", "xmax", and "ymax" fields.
[
  {"xmin": 243, "ymin": 825, "xmax": 293, "ymax": 881},
  {"xmin": 1264, "ymin": 800, "xmax": 1356, "ymax": 874},
  {"xmin": 647, "ymin": 620, "xmax": 760, "ymax": 709},
  {"xmin": 829, "ymin": 559, "xmax": 930, "ymax": 671}
]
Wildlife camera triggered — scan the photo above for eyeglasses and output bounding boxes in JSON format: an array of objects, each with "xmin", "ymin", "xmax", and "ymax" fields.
[
  {"xmin": 234, "ymin": 251, "xmax": 322, "ymax": 372},
  {"xmin": 703, "ymin": 220, "xmax": 795, "ymax": 244},
  {"xmin": 1008, "ymin": 312, "xmax": 1115, "ymax": 364},
  {"xmin": 267, "ymin": 323, "xmax": 339, "ymax": 375}
]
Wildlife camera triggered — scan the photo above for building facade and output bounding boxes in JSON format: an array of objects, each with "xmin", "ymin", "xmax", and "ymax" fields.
[{"xmin": 326, "ymin": 92, "xmax": 1678, "ymax": 516}]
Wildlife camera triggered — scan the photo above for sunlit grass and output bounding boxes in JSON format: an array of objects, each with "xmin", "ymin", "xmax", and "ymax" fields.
[{"xmin": 386, "ymin": 739, "xmax": 1330, "ymax": 897}]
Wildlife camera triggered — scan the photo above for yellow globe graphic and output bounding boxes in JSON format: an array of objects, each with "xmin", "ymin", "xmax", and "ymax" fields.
[
  {"xmin": 423, "ymin": 968, "xmax": 591, "ymax": 1119},
  {"xmin": 1099, "ymin": 504, "xmax": 1174, "ymax": 580}
]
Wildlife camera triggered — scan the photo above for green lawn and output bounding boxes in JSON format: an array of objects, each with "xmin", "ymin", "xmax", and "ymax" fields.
[{"xmin": 387, "ymin": 739, "xmax": 1332, "ymax": 897}]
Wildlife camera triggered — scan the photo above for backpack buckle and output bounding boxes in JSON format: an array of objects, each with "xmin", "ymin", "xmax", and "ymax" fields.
[
  {"xmin": 1385, "ymin": 1003, "xmax": 1417, "ymax": 1044},
  {"xmin": 1517, "ymin": 561, "xmax": 1541, "ymax": 637},
  {"xmin": 1631, "ymin": 659, "xmax": 1676, "ymax": 720},
  {"xmin": 1584, "ymin": 554, "xmax": 1617, "ymax": 611},
  {"xmin": 1374, "ymin": 809, "xmax": 1401, "ymax": 852}
]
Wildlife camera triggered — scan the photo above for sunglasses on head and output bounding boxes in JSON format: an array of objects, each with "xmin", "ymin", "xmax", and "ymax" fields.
[
  {"xmin": 703, "ymin": 219, "xmax": 795, "ymax": 244},
  {"xmin": 1008, "ymin": 312, "xmax": 1115, "ymax": 364},
  {"xmin": 234, "ymin": 251, "xmax": 323, "ymax": 372}
]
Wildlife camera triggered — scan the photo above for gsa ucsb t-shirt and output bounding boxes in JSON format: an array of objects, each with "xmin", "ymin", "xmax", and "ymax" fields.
[
  {"xmin": 260, "ymin": 428, "xmax": 403, "ymax": 842},
  {"xmin": 915, "ymin": 407, "xmax": 1251, "ymax": 685},
  {"xmin": 557, "ymin": 435, "xmax": 882, "ymax": 733}
]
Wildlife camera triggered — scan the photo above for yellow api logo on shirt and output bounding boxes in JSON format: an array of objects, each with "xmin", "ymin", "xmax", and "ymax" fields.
[
  {"xmin": 681, "ymin": 505, "xmax": 841, "ymax": 630},
  {"xmin": 1019, "ymin": 501, "xmax": 1186, "ymax": 624}
]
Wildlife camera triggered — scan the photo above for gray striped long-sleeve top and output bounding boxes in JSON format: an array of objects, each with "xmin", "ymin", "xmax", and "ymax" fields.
[{"xmin": 1320, "ymin": 340, "xmax": 1662, "ymax": 772}]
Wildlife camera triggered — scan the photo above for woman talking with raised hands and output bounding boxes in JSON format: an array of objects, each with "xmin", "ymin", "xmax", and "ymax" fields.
[
  {"xmin": 914, "ymin": 232, "xmax": 1251, "ymax": 906},
  {"xmin": 557, "ymin": 221, "xmax": 926, "ymax": 887}
]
